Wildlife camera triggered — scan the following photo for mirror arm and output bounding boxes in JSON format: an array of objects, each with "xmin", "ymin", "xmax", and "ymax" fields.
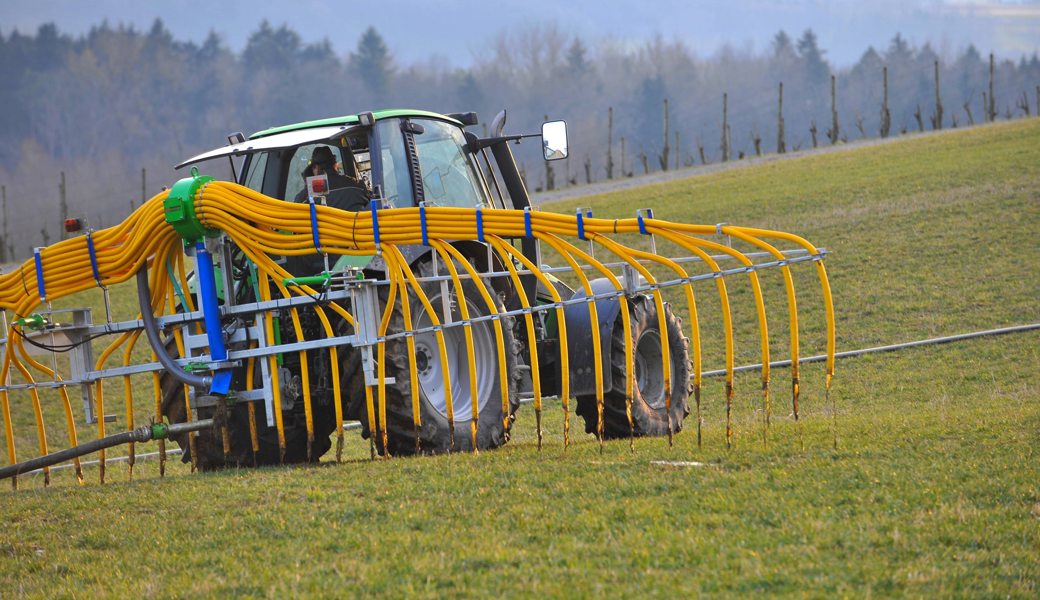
[{"xmin": 468, "ymin": 132, "xmax": 539, "ymax": 152}]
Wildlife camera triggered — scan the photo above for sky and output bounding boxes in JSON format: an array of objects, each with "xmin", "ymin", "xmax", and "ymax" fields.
[{"xmin": 1, "ymin": 0, "xmax": 1038, "ymax": 66}]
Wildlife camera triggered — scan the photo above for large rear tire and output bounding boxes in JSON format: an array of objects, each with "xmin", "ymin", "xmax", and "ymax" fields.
[
  {"xmin": 347, "ymin": 257, "xmax": 522, "ymax": 455},
  {"xmin": 160, "ymin": 342, "xmax": 335, "ymax": 469},
  {"xmin": 576, "ymin": 297, "xmax": 692, "ymax": 438}
]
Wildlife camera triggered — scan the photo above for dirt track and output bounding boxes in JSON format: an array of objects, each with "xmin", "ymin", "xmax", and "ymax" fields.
[{"xmin": 530, "ymin": 125, "xmax": 972, "ymax": 205}]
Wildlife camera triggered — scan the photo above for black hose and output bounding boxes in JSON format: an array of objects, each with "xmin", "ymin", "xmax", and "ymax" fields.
[
  {"xmin": 0, "ymin": 427, "xmax": 150, "ymax": 481},
  {"xmin": 700, "ymin": 323, "xmax": 1040, "ymax": 377},
  {"xmin": 0, "ymin": 420, "xmax": 215, "ymax": 481},
  {"xmin": 136, "ymin": 265, "xmax": 210, "ymax": 389}
]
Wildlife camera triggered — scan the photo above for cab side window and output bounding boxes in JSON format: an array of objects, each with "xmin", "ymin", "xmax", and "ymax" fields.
[
  {"xmin": 243, "ymin": 152, "xmax": 268, "ymax": 193},
  {"xmin": 285, "ymin": 144, "xmax": 347, "ymax": 201}
]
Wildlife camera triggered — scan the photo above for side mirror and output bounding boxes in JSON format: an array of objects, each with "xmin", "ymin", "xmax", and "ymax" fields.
[{"xmin": 541, "ymin": 120, "xmax": 568, "ymax": 161}]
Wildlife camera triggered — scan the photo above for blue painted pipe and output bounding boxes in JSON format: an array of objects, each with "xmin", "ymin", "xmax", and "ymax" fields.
[{"xmin": 195, "ymin": 241, "xmax": 233, "ymax": 395}]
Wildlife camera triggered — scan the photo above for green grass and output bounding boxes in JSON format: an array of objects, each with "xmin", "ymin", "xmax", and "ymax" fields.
[{"xmin": 2, "ymin": 121, "xmax": 1039, "ymax": 598}]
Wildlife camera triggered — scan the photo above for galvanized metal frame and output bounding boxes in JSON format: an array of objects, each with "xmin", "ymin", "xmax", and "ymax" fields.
[{"xmin": 0, "ymin": 244, "xmax": 825, "ymax": 429}]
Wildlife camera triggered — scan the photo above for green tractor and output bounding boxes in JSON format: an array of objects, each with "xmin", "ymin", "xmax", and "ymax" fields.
[{"xmin": 166, "ymin": 109, "xmax": 691, "ymax": 467}]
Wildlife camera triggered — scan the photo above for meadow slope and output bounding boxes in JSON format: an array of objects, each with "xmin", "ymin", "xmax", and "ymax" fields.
[{"xmin": 1, "ymin": 119, "xmax": 1038, "ymax": 598}]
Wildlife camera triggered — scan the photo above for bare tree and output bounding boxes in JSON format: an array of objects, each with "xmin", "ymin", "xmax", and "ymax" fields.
[
  {"xmin": 931, "ymin": 60, "xmax": 943, "ymax": 130},
  {"xmin": 988, "ymin": 53, "xmax": 996, "ymax": 122},
  {"xmin": 721, "ymin": 93, "xmax": 731, "ymax": 162},
  {"xmin": 606, "ymin": 106, "xmax": 614, "ymax": 180},
  {"xmin": 137, "ymin": 167, "xmax": 146, "ymax": 210},
  {"xmin": 59, "ymin": 171, "xmax": 68, "ymax": 240},
  {"xmin": 658, "ymin": 98, "xmax": 670, "ymax": 171},
  {"xmin": 1016, "ymin": 91, "xmax": 1030, "ymax": 117},
  {"xmin": 0, "ymin": 185, "xmax": 7, "ymax": 263},
  {"xmin": 809, "ymin": 120, "xmax": 818, "ymax": 148},
  {"xmin": 914, "ymin": 104, "xmax": 924, "ymax": 132},
  {"xmin": 620, "ymin": 136, "xmax": 628, "ymax": 177},
  {"xmin": 880, "ymin": 66, "xmax": 891, "ymax": 138},
  {"xmin": 827, "ymin": 74, "xmax": 840, "ymax": 144},
  {"xmin": 777, "ymin": 81, "xmax": 786, "ymax": 153}
]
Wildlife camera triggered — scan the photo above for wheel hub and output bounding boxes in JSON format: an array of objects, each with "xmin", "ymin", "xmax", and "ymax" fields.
[
  {"xmin": 415, "ymin": 347, "xmax": 431, "ymax": 375},
  {"xmin": 413, "ymin": 294, "xmax": 499, "ymax": 422},
  {"xmin": 636, "ymin": 329, "xmax": 666, "ymax": 410}
]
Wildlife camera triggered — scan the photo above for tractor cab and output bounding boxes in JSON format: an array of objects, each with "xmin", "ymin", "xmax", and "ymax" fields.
[
  {"xmin": 178, "ymin": 108, "xmax": 567, "ymax": 281},
  {"xmin": 177, "ymin": 110, "xmax": 500, "ymax": 211}
]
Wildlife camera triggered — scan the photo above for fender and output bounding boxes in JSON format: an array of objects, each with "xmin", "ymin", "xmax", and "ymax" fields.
[{"xmin": 563, "ymin": 275, "xmax": 646, "ymax": 397}]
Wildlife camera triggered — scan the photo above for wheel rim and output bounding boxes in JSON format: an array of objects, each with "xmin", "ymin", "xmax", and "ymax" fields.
[
  {"xmin": 635, "ymin": 329, "xmax": 667, "ymax": 409},
  {"xmin": 413, "ymin": 294, "xmax": 499, "ymax": 422}
]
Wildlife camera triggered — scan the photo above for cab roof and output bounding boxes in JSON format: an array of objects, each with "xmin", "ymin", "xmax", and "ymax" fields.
[
  {"xmin": 175, "ymin": 109, "xmax": 466, "ymax": 170},
  {"xmin": 249, "ymin": 109, "xmax": 461, "ymax": 139}
]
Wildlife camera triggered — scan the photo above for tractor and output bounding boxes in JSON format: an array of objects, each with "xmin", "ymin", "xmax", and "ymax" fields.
[{"xmin": 165, "ymin": 109, "xmax": 692, "ymax": 468}]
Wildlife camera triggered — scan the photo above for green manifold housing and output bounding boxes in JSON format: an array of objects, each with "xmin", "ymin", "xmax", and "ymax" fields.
[{"xmin": 163, "ymin": 169, "xmax": 218, "ymax": 244}]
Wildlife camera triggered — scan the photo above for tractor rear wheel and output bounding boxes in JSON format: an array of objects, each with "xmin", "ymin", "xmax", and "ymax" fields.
[
  {"xmin": 576, "ymin": 297, "xmax": 692, "ymax": 438},
  {"xmin": 346, "ymin": 257, "xmax": 521, "ymax": 455}
]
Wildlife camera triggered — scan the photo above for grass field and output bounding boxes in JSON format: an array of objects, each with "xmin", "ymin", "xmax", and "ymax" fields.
[{"xmin": 1, "ymin": 120, "xmax": 1039, "ymax": 598}]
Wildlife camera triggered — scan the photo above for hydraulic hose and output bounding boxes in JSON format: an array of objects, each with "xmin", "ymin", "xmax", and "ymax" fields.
[
  {"xmin": 136, "ymin": 265, "xmax": 211, "ymax": 390},
  {"xmin": 0, "ymin": 419, "xmax": 214, "ymax": 481}
]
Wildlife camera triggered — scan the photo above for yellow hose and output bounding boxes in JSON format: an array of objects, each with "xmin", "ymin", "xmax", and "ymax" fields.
[
  {"xmin": 537, "ymin": 233, "xmax": 605, "ymax": 446},
  {"xmin": 437, "ymin": 241, "xmax": 511, "ymax": 452},
  {"xmin": 375, "ymin": 249, "xmax": 400, "ymax": 456},
  {"xmin": 385, "ymin": 246, "xmax": 421, "ymax": 451},
  {"xmin": 430, "ymin": 242, "xmax": 481, "ymax": 451},
  {"xmin": 488, "ymin": 238, "xmax": 542, "ymax": 445},
  {"xmin": 389, "ymin": 245, "xmax": 456, "ymax": 451},
  {"xmin": 488, "ymin": 238, "xmax": 572, "ymax": 448},
  {"xmin": 11, "ymin": 339, "xmax": 49, "ymax": 485}
]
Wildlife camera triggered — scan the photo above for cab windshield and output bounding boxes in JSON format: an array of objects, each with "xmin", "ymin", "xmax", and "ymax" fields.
[
  {"xmin": 412, "ymin": 118, "xmax": 489, "ymax": 208},
  {"xmin": 237, "ymin": 116, "xmax": 488, "ymax": 210}
]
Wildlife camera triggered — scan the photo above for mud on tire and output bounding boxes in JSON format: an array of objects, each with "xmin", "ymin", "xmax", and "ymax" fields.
[
  {"xmin": 160, "ymin": 341, "xmax": 336, "ymax": 470},
  {"xmin": 576, "ymin": 297, "xmax": 692, "ymax": 438}
]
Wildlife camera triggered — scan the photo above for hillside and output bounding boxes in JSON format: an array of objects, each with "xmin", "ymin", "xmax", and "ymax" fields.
[{"xmin": 1, "ymin": 119, "xmax": 1038, "ymax": 598}]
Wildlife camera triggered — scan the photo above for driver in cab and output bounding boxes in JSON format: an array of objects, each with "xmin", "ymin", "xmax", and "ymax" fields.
[{"xmin": 295, "ymin": 145, "xmax": 370, "ymax": 212}]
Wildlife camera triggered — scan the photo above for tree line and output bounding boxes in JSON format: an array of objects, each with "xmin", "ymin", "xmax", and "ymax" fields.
[{"xmin": 0, "ymin": 20, "xmax": 1038, "ymax": 260}]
